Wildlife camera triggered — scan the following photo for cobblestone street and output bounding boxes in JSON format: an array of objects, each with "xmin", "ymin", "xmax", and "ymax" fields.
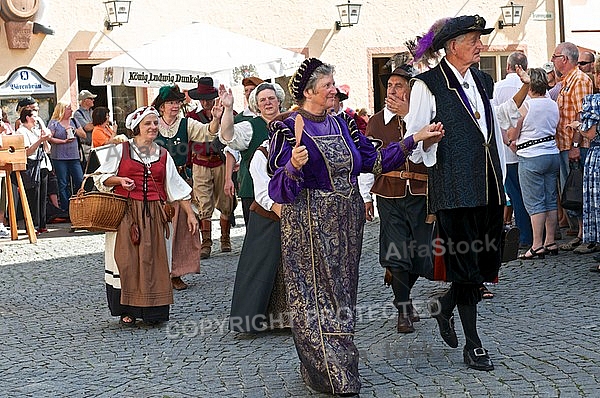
[{"xmin": 1, "ymin": 214, "xmax": 599, "ymax": 397}]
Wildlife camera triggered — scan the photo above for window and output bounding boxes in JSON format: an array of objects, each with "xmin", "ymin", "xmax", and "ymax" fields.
[{"xmin": 478, "ymin": 55, "xmax": 509, "ymax": 82}]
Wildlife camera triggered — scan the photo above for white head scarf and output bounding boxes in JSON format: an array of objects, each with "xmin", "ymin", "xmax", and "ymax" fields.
[{"xmin": 125, "ymin": 106, "xmax": 160, "ymax": 131}]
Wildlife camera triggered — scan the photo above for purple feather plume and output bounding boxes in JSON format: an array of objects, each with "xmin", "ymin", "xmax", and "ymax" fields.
[{"xmin": 414, "ymin": 30, "xmax": 435, "ymax": 61}]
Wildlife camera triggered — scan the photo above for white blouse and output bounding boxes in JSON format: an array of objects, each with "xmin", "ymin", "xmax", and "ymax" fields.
[
  {"xmin": 248, "ymin": 140, "xmax": 275, "ymax": 211},
  {"xmin": 16, "ymin": 125, "xmax": 52, "ymax": 171}
]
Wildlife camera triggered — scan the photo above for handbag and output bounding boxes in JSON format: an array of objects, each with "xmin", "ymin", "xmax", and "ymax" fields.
[
  {"xmin": 561, "ymin": 162, "xmax": 583, "ymax": 211},
  {"xmin": 13, "ymin": 147, "xmax": 43, "ymax": 190}
]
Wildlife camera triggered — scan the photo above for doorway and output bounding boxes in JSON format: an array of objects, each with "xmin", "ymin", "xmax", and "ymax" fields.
[
  {"xmin": 76, "ymin": 64, "xmax": 108, "ymax": 108},
  {"xmin": 372, "ymin": 57, "xmax": 390, "ymax": 113}
]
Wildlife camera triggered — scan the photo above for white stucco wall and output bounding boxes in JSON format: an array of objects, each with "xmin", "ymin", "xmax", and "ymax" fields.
[{"xmin": 0, "ymin": 0, "xmax": 590, "ymax": 113}]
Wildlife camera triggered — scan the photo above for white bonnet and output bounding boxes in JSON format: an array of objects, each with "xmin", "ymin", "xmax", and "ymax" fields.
[{"xmin": 125, "ymin": 106, "xmax": 160, "ymax": 131}]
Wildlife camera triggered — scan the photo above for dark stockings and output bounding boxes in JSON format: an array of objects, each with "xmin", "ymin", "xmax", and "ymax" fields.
[
  {"xmin": 438, "ymin": 283, "xmax": 483, "ymax": 349},
  {"xmin": 458, "ymin": 304, "xmax": 482, "ymax": 349},
  {"xmin": 390, "ymin": 268, "xmax": 419, "ymax": 314}
]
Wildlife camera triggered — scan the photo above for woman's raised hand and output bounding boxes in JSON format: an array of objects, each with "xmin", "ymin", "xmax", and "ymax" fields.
[
  {"xmin": 211, "ymin": 98, "xmax": 224, "ymax": 120},
  {"xmin": 218, "ymin": 84, "xmax": 234, "ymax": 108}
]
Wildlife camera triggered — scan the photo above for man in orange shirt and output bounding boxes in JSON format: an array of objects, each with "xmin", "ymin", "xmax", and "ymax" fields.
[{"xmin": 552, "ymin": 42, "xmax": 594, "ymax": 252}]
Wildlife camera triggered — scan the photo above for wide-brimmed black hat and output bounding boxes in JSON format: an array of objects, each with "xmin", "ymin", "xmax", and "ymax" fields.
[
  {"xmin": 335, "ymin": 87, "xmax": 348, "ymax": 102},
  {"xmin": 432, "ymin": 15, "xmax": 493, "ymax": 51},
  {"xmin": 379, "ymin": 65, "xmax": 415, "ymax": 87},
  {"xmin": 151, "ymin": 85, "xmax": 185, "ymax": 110},
  {"xmin": 188, "ymin": 77, "xmax": 218, "ymax": 100}
]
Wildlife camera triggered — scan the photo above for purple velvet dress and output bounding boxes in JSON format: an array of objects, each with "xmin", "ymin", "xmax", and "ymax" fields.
[{"xmin": 268, "ymin": 110, "xmax": 416, "ymax": 395}]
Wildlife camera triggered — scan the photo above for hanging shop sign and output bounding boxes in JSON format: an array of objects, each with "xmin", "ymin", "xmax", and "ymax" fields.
[{"xmin": 0, "ymin": 67, "xmax": 56, "ymax": 98}]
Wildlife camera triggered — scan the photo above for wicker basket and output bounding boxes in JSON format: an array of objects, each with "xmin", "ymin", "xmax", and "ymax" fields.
[{"xmin": 70, "ymin": 188, "xmax": 129, "ymax": 232}]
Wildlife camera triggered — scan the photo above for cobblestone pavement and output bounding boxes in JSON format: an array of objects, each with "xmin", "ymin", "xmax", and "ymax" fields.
[{"xmin": 1, "ymin": 213, "xmax": 600, "ymax": 398}]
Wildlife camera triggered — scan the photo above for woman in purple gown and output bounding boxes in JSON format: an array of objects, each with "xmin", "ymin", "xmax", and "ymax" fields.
[{"xmin": 266, "ymin": 58, "xmax": 444, "ymax": 396}]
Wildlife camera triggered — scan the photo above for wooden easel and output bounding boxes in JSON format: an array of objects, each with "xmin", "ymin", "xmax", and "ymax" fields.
[{"xmin": 0, "ymin": 135, "xmax": 37, "ymax": 243}]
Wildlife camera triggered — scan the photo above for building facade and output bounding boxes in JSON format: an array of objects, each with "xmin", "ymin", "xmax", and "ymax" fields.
[{"xmin": 1, "ymin": 0, "xmax": 597, "ymax": 128}]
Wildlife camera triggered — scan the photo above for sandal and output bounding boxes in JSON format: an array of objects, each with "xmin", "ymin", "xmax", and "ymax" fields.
[
  {"xmin": 559, "ymin": 237, "xmax": 582, "ymax": 251},
  {"xmin": 544, "ymin": 243, "xmax": 558, "ymax": 255},
  {"xmin": 589, "ymin": 265, "xmax": 600, "ymax": 273},
  {"xmin": 518, "ymin": 246, "xmax": 545, "ymax": 260},
  {"xmin": 480, "ymin": 285, "xmax": 494, "ymax": 299},
  {"xmin": 119, "ymin": 315, "xmax": 136, "ymax": 327}
]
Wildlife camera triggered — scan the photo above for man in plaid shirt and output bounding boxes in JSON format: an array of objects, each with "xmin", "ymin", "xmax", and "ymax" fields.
[{"xmin": 552, "ymin": 42, "xmax": 594, "ymax": 251}]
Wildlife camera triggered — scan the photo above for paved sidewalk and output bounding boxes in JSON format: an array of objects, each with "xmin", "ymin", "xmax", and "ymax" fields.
[{"xmin": 1, "ymin": 217, "xmax": 599, "ymax": 397}]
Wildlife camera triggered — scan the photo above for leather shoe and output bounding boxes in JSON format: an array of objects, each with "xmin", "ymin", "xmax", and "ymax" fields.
[
  {"xmin": 428, "ymin": 299, "xmax": 458, "ymax": 348},
  {"xmin": 397, "ymin": 313, "xmax": 415, "ymax": 333},
  {"xmin": 408, "ymin": 300, "xmax": 420, "ymax": 322},
  {"xmin": 463, "ymin": 347, "xmax": 494, "ymax": 371},
  {"xmin": 171, "ymin": 276, "xmax": 188, "ymax": 290}
]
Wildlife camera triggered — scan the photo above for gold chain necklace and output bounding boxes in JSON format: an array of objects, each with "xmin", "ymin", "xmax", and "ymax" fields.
[{"xmin": 462, "ymin": 81, "xmax": 481, "ymax": 120}]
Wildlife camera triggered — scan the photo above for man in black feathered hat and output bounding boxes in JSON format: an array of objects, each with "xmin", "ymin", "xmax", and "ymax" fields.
[{"xmin": 404, "ymin": 15, "xmax": 532, "ymax": 371}]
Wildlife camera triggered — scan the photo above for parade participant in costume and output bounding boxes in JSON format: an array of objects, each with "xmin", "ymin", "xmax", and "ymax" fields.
[
  {"xmin": 229, "ymin": 140, "xmax": 289, "ymax": 333},
  {"xmin": 152, "ymin": 84, "xmax": 227, "ymax": 290},
  {"xmin": 187, "ymin": 77, "xmax": 233, "ymax": 258},
  {"xmin": 361, "ymin": 59, "xmax": 433, "ymax": 334},
  {"xmin": 94, "ymin": 106, "xmax": 198, "ymax": 326},
  {"xmin": 405, "ymin": 15, "xmax": 530, "ymax": 371},
  {"xmin": 224, "ymin": 76, "xmax": 264, "ymax": 227},
  {"xmin": 235, "ymin": 76, "xmax": 265, "ymax": 123},
  {"xmin": 258, "ymin": 58, "xmax": 443, "ymax": 396},
  {"xmin": 220, "ymin": 82, "xmax": 286, "ymax": 226}
]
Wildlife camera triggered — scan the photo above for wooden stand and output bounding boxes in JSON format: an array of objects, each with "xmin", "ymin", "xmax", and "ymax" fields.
[{"xmin": 0, "ymin": 135, "xmax": 36, "ymax": 243}]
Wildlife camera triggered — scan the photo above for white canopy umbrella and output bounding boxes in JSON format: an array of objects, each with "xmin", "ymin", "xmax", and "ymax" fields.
[{"xmin": 92, "ymin": 22, "xmax": 304, "ymax": 89}]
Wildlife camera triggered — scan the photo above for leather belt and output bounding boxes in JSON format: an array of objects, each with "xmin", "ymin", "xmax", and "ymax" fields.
[
  {"xmin": 193, "ymin": 154, "xmax": 222, "ymax": 162},
  {"xmin": 382, "ymin": 170, "xmax": 428, "ymax": 182},
  {"xmin": 249, "ymin": 200, "xmax": 280, "ymax": 222},
  {"xmin": 516, "ymin": 135, "xmax": 555, "ymax": 151}
]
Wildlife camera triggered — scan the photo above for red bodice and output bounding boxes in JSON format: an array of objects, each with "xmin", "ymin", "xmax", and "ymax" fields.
[{"xmin": 114, "ymin": 142, "xmax": 167, "ymax": 201}]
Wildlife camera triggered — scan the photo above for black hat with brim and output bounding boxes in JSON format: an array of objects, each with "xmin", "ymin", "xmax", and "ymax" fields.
[
  {"xmin": 379, "ymin": 65, "xmax": 415, "ymax": 87},
  {"xmin": 188, "ymin": 77, "xmax": 219, "ymax": 100},
  {"xmin": 432, "ymin": 15, "xmax": 494, "ymax": 52},
  {"xmin": 16, "ymin": 96, "xmax": 36, "ymax": 111},
  {"xmin": 335, "ymin": 87, "xmax": 348, "ymax": 102}
]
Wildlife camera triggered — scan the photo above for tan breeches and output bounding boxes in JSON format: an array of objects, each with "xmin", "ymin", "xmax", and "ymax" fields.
[{"xmin": 192, "ymin": 163, "xmax": 232, "ymax": 219}]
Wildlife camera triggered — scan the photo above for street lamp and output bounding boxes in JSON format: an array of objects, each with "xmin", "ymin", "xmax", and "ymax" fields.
[
  {"xmin": 498, "ymin": 2, "xmax": 524, "ymax": 29},
  {"xmin": 335, "ymin": 1, "xmax": 362, "ymax": 31},
  {"xmin": 104, "ymin": 1, "xmax": 131, "ymax": 30}
]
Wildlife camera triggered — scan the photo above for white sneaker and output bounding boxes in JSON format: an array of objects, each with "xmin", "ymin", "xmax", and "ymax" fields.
[{"xmin": 0, "ymin": 225, "xmax": 9, "ymax": 238}]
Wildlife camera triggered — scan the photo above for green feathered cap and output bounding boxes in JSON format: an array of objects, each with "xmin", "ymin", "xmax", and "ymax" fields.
[{"xmin": 151, "ymin": 85, "xmax": 185, "ymax": 110}]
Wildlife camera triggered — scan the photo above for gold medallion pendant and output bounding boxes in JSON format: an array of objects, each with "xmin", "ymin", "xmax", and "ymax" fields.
[{"xmin": 474, "ymin": 111, "xmax": 481, "ymax": 119}]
